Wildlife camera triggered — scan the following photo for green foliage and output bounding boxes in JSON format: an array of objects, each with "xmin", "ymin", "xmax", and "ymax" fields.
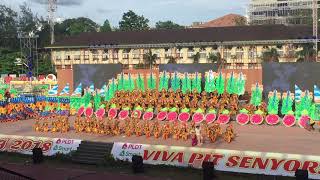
[
  {"xmin": 136, "ymin": 74, "xmax": 145, "ymax": 92},
  {"xmin": 0, "ymin": 48, "xmax": 21, "ymax": 74},
  {"xmin": 262, "ymin": 48, "xmax": 279, "ymax": 62},
  {"xmin": 155, "ymin": 21, "xmax": 184, "ymax": 30},
  {"xmin": 191, "ymin": 52, "xmax": 200, "ymax": 63},
  {"xmin": 281, "ymin": 93, "xmax": 293, "ymax": 115},
  {"xmin": 100, "ymin": 19, "xmax": 112, "ymax": 32},
  {"xmin": 191, "ymin": 73, "xmax": 201, "ymax": 93},
  {"xmin": 208, "ymin": 52, "xmax": 221, "ymax": 63},
  {"xmin": 295, "ymin": 43, "xmax": 316, "ymax": 62},
  {"xmin": 143, "ymin": 49, "xmax": 157, "ymax": 69},
  {"xmin": 119, "ymin": 10, "xmax": 149, "ymax": 31},
  {"xmin": 0, "ymin": 5, "xmax": 18, "ymax": 49}
]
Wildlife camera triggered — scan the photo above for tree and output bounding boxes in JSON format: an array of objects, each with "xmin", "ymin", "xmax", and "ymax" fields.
[
  {"xmin": 208, "ymin": 52, "xmax": 221, "ymax": 63},
  {"xmin": 143, "ymin": 49, "xmax": 157, "ymax": 69},
  {"xmin": 295, "ymin": 43, "xmax": 316, "ymax": 62},
  {"xmin": 100, "ymin": 19, "xmax": 112, "ymax": 32},
  {"xmin": 0, "ymin": 5, "xmax": 18, "ymax": 50},
  {"xmin": 262, "ymin": 48, "xmax": 279, "ymax": 62},
  {"xmin": 192, "ymin": 52, "xmax": 200, "ymax": 63},
  {"xmin": 18, "ymin": 3, "xmax": 39, "ymax": 35},
  {"xmin": 119, "ymin": 10, "xmax": 149, "ymax": 31},
  {"xmin": 167, "ymin": 56, "xmax": 177, "ymax": 64},
  {"xmin": 155, "ymin": 21, "xmax": 184, "ymax": 30},
  {"xmin": 55, "ymin": 17, "xmax": 99, "ymax": 38},
  {"xmin": 234, "ymin": 16, "xmax": 247, "ymax": 26}
]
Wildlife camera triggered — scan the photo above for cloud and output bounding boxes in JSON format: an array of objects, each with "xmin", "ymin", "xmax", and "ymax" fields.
[
  {"xmin": 96, "ymin": 8, "xmax": 113, "ymax": 14},
  {"xmin": 30, "ymin": 0, "xmax": 83, "ymax": 6}
]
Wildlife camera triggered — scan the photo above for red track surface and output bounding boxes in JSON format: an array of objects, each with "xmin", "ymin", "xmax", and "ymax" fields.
[{"xmin": 0, "ymin": 118, "xmax": 320, "ymax": 156}]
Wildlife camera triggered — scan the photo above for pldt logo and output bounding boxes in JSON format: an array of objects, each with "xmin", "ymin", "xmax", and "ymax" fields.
[{"xmin": 122, "ymin": 143, "xmax": 142, "ymax": 150}]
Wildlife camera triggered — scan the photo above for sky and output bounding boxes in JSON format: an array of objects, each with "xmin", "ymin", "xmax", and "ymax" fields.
[{"xmin": 1, "ymin": 0, "xmax": 249, "ymax": 26}]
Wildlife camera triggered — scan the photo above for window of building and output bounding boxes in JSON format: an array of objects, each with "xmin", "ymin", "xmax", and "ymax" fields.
[
  {"xmin": 235, "ymin": 47, "xmax": 244, "ymax": 60},
  {"xmin": 123, "ymin": 49, "xmax": 130, "ymax": 59},
  {"xmin": 132, "ymin": 49, "xmax": 140, "ymax": 59},
  {"xmin": 187, "ymin": 48, "xmax": 194, "ymax": 58},
  {"xmin": 199, "ymin": 48, "xmax": 206, "ymax": 59},
  {"xmin": 248, "ymin": 47, "xmax": 257, "ymax": 59},
  {"xmin": 65, "ymin": 51, "xmax": 71, "ymax": 61},
  {"xmin": 84, "ymin": 50, "xmax": 89, "ymax": 60},
  {"xmin": 73, "ymin": 51, "xmax": 80, "ymax": 61},
  {"xmin": 112, "ymin": 49, "xmax": 118, "ymax": 59},
  {"xmin": 91, "ymin": 50, "xmax": 99, "ymax": 61},
  {"xmin": 102, "ymin": 50, "xmax": 108, "ymax": 61},
  {"xmin": 55, "ymin": 51, "xmax": 62, "ymax": 61},
  {"xmin": 165, "ymin": 48, "xmax": 171, "ymax": 58},
  {"xmin": 223, "ymin": 49, "xmax": 231, "ymax": 60}
]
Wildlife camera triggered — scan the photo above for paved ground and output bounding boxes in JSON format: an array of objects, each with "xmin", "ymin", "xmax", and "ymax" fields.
[
  {"xmin": 0, "ymin": 162, "xmax": 161, "ymax": 180},
  {"xmin": 0, "ymin": 118, "xmax": 320, "ymax": 156}
]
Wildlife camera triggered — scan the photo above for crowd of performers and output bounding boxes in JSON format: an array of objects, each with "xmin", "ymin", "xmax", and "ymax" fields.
[{"xmin": 33, "ymin": 115, "xmax": 235, "ymax": 146}]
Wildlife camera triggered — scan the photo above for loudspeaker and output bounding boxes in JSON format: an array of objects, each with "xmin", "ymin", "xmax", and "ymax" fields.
[
  {"xmin": 132, "ymin": 155, "xmax": 144, "ymax": 173},
  {"xmin": 32, "ymin": 148, "xmax": 43, "ymax": 164},
  {"xmin": 295, "ymin": 169, "xmax": 308, "ymax": 180},
  {"xmin": 202, "ymin": 161, "xmax": 216, "ymax": 180}
]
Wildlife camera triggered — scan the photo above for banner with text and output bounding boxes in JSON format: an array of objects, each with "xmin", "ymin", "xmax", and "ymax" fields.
[
  {"xmin": 111, "ymin": 142, "xmax": 320, "ymax": 179},
  {"xmin": 0, "ymin": 134, "xmax": 81, "ymax": 156}
]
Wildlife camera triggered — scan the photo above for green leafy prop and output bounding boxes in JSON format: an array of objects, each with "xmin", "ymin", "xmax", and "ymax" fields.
[
  {"xmin": 281, "ymin": 91, "xmax": 293, "ymax": 115},
  {"xmin": 181, "ymin": 72, "xmax": 191, "ymax": 94},
  {"xmin": 250, "ymin": 83, "xmax": 262, "ymax": 106},
  {"xmin": 191, "ymin": 72, "xmax": 201, "ymax": 93},
  {"xmin": 204, "ymin": 70, "xmax": 215, "ymax": 93},
  {"xmin": 171, "ymin": 72, "xmax": 181, "ymax": 92},
  {"xmin": 226, "ymin": 72, "xmax": 238, "ymax": 94},
  {"xmin": 267, "ymin": 90, "xmax": 279, "ymax": 115},
  {"xmin": 136, "ymin": 73, "xmax": 145, "ymax": 92},
  {"xmin": 216, "ymin": 72, "xmax": 225, "ymax": 95},
  {"xmin": 147, "ymin": 73, "xmax": 156, "ymax": 90},
  {"xmin": 158, "ymin": 71, "xmax": 169, "ymax": 91},
  {"xmin": 236, "ymin": 72, "xmax": 246, "ymax": 95},
  {"xmin": 117, "ymin": 73, "xmax": 125, "ymax": 91}
]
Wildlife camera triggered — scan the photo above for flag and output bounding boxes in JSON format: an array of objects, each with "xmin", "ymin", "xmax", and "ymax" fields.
[
  {"xmin": 294, "ymin": 84, "xmax": 302, "ymax": 102},
  {"xmin": 48, "ymin": 85, "xmax": 58, "ymax": 96},
  {"xmin": 60, "ymin": 83, "xmax": 70, "ymax": 95},
  {"xmin": 72, "ymin": 83, "xmax": 82, "ymax": 96}
]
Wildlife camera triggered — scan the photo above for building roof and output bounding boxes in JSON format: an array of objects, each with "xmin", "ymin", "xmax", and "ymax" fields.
[
  {"xmin": 192, "ymin": 14, "xmax": 246, "ymax": 28},
  {"xmin": 49, "ymin": 25, "xmax": 314, "ymax": 48}
]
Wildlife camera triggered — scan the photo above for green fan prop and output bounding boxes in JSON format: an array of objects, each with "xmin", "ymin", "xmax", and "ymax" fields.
[
  {"xmin": 236, "ymin": 72, "xmax": 246, "ymax": 95},
  {"xmin": 158, "ymin": 71, "xmax": 169, "ymax": 91},
  {"xmin": 281, "ymin": 91, "xmax": 293, "ymax": 115},
  {"xmin": 171, "ymin": 72, "xmax": 181, "ymax": 92},
  {"xmin": 117, "ymin": 73, "xmax": 125, "ymax": 91},
  {"xmin": 295, "ymin": 91, "xmax": 313, "ymax": 119},
  {"xmin": 226, "ymin": 72, "xmax": 238, "ymax": 94},
  {"xmin": 250, "ymin": 83, "xmax": 262, "ymax": 106},
  {"xmin": 191, "ymin": 72, "xmax": 201, "ymax": 93},
  {"xmin": 147, "ymin": 73, "xmax": 156, "ymax": 90},
  {"xmin": 204, "ymin": 70, "xmax": 215, "ymax": 93},
  {"xmin": 94, "ymin": 92, "xmax": 101, "ymax": 111},
  {"xmin": 267, "ymin": 90, "xmax": 279, "ymax": 115},
  {"xmin": 136, "ymin": 73, "xmax": 145, "ymax": 92},
  {"xmin": 216, "ymin": 72, "xmax": 225, "ymax": 95},
  {"xmin": 181, "ymin": 72, "xmax": 191, "ymax": 94},
  {"xmin": 128, "ymin": 74, "xmax": 135, "ymax": 92}
]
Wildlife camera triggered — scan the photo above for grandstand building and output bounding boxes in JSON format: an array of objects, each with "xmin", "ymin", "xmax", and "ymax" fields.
[
  {"xmin": 248, "ymin": 0, "xmax": 318, "ymax": 25},
  {"xmin": 46, "ymin": 24, "xmax": 317, "ymax": 70}
]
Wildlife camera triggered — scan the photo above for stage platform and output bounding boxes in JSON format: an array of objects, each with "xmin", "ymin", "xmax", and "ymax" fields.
[{"xmin": 0, "ymin": 118, "xmax": 319, "ymax": 156}]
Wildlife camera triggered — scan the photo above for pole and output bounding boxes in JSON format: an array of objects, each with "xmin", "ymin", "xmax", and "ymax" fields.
[{"xmin": 313, "ymin": 0, "xmax": 318, "ymax": 62}]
